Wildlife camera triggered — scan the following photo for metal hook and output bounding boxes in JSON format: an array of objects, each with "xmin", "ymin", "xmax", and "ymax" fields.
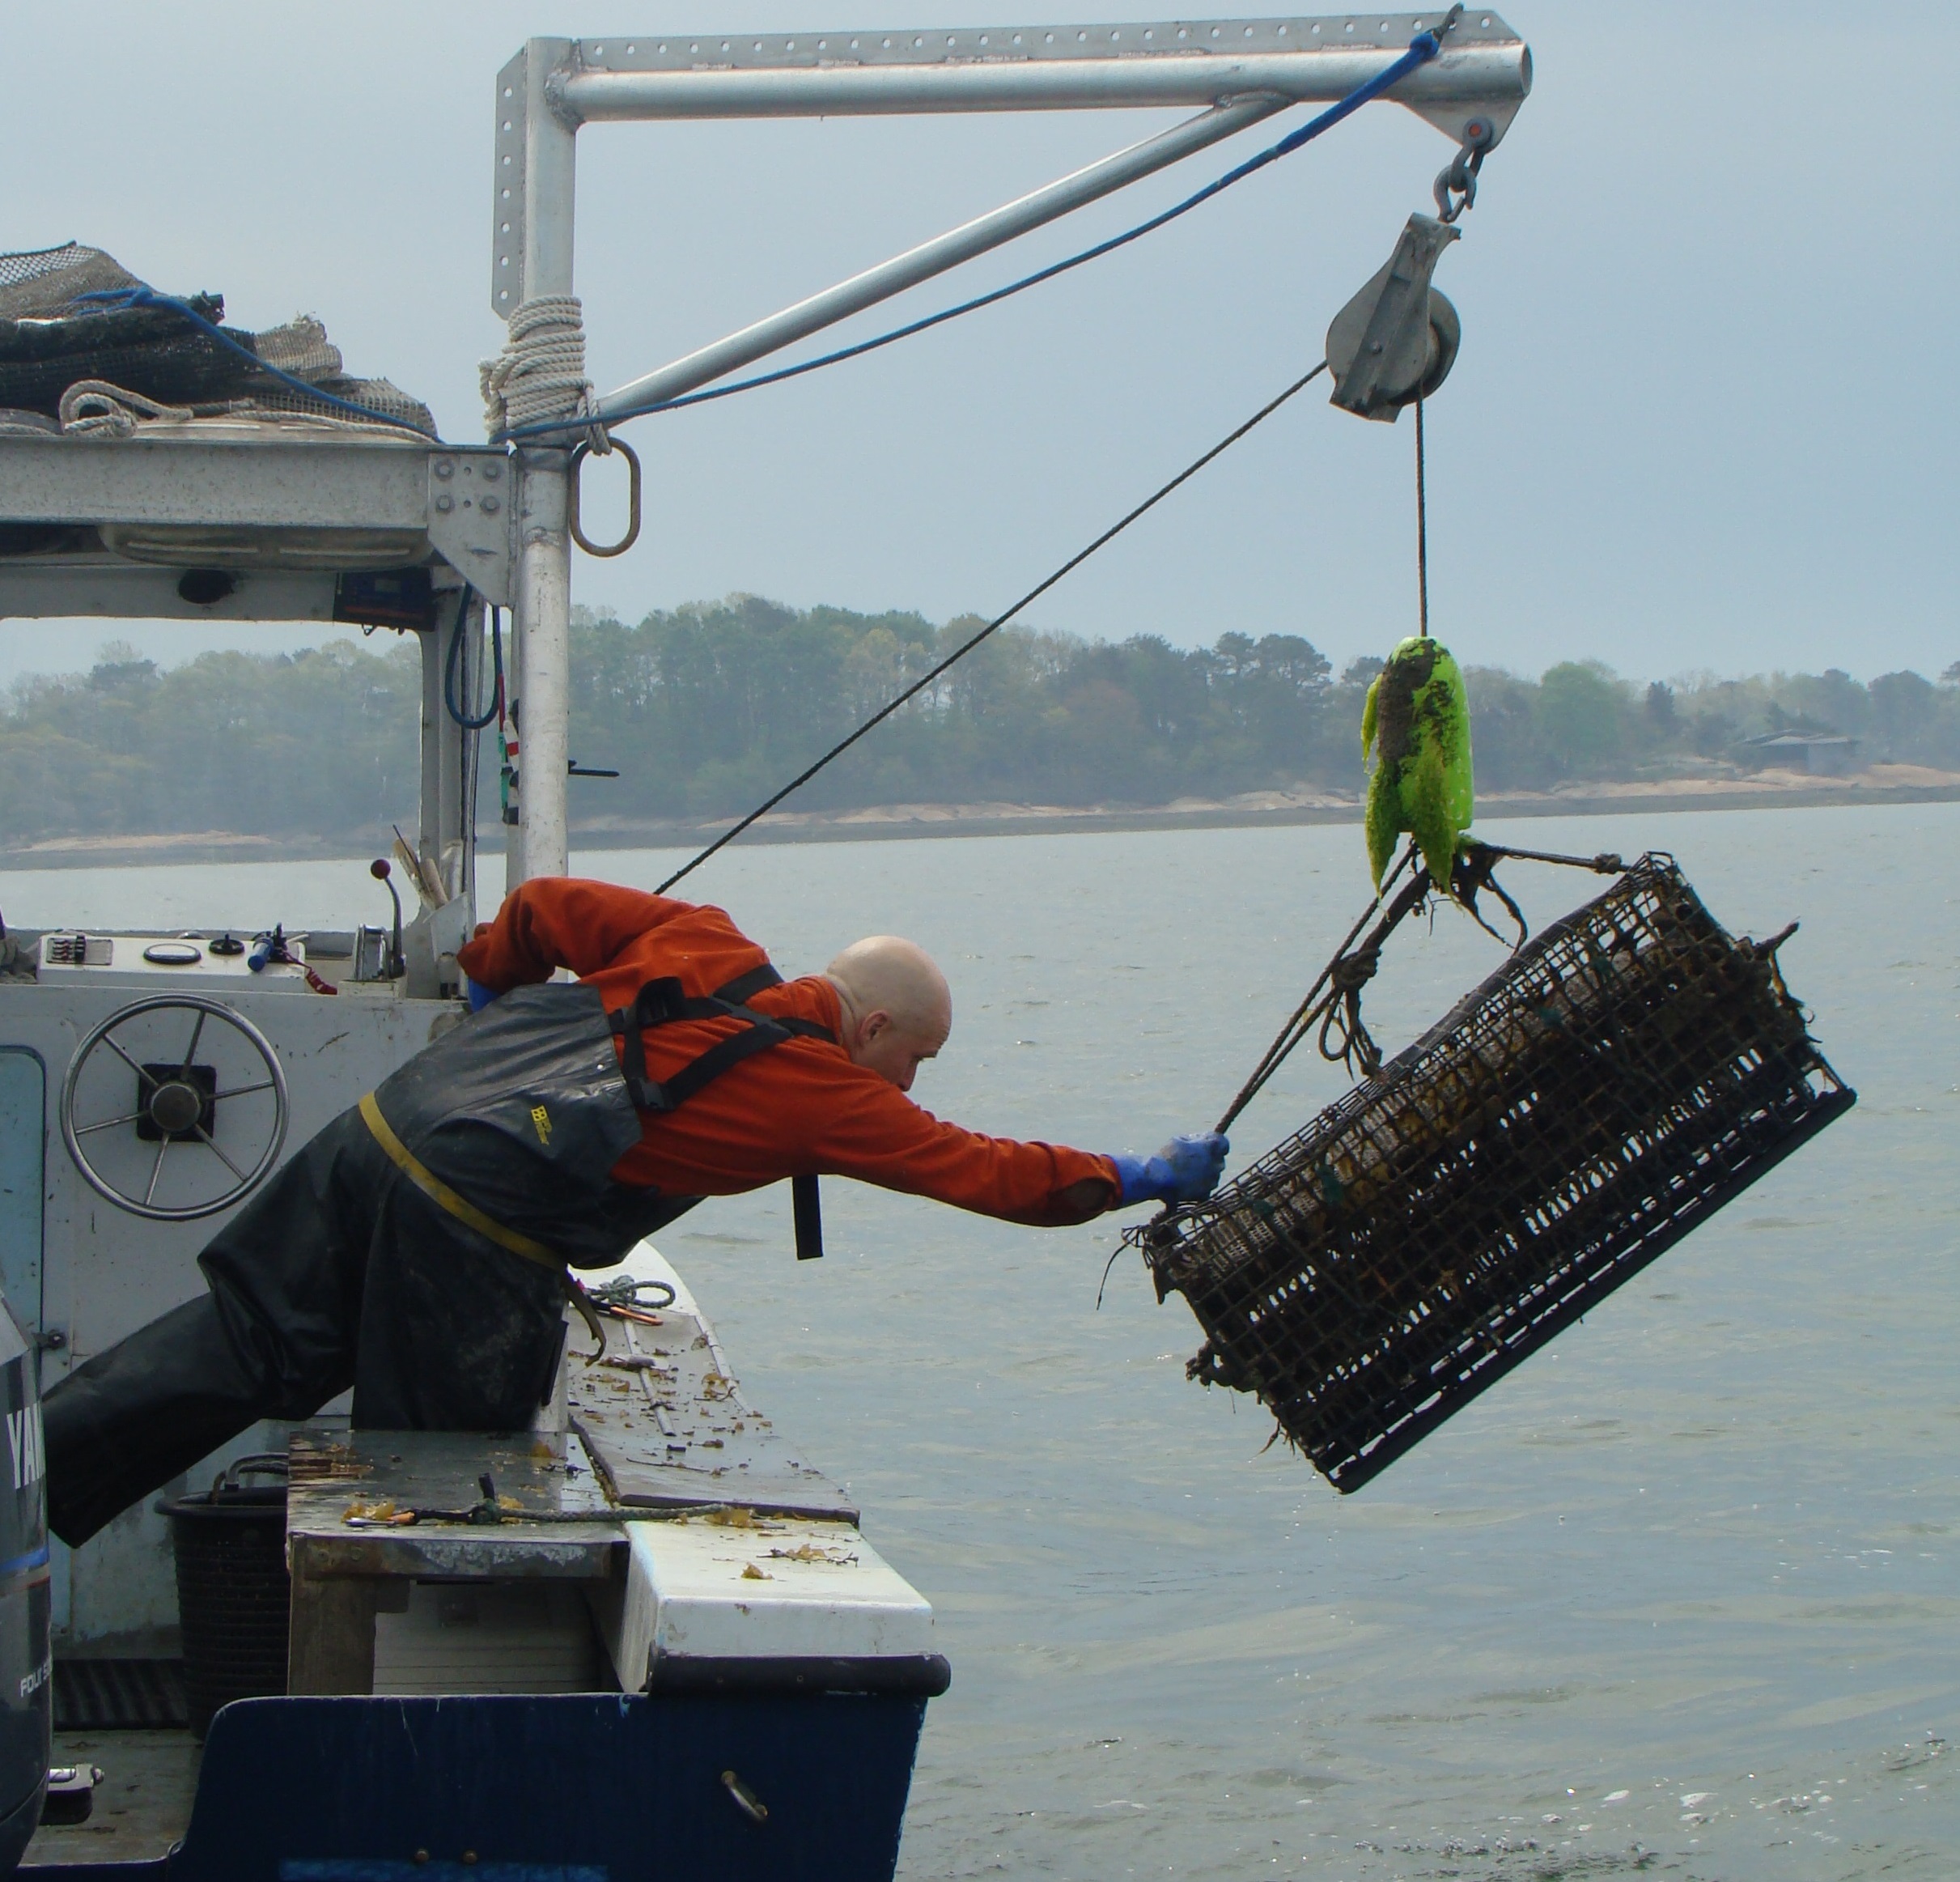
[
  {"xmin": 569, "ymin": 437, "xmax": 643, "ymax": 557},
  {"xmin": 1433, "ymin": 119, "xmax": 1494, "ymax": 224}
]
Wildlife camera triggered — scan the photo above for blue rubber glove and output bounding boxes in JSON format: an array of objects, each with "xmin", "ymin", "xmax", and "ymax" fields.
[
  {"xmin": 1109, "ymin": 1132, "xmax": 1229, "ymax": 1207},
  {"xmin": 465, "ymin": 975, "xmax": 499, "ymax": 1012}
]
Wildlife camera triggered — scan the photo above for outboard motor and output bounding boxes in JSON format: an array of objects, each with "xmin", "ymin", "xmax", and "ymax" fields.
[{"xmin": 0, "ymin": 1298, "xmax": 48, "ymax": 1870}]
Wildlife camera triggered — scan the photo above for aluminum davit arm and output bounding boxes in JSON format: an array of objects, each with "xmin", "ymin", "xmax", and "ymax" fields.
[{"xmin": 492, "ymin": 14, "xmax": 1530, "ymax": 885}]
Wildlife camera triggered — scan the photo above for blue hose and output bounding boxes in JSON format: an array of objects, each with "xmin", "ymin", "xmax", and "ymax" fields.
[{"xmin": 70, "ymin": 284, "xmax": 439, "ymax": 438}]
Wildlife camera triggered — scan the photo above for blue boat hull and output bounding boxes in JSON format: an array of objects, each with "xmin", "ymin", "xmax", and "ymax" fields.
[{"xmin": 36, "ymin": 1690, "xmax": 928, "ymax": 1882}]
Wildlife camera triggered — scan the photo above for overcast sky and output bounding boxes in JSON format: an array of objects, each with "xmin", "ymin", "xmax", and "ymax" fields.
[{"xmin": 1, "ymin": 2, "xmax": 1953, "ymax": 690}]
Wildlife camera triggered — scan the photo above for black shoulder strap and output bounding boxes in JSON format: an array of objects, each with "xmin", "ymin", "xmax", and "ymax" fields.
[
  {"xmin": 713, "ymin": 963, "xmax": 784, "ymax": 1005},
  {"xmin": 607, "ymin": 962, "xmax": 835, "ymax": 1115},
  {"xmin": 732, "ymin": 968, "xmax": 827, "ymax": 1259},
  {"xmin": 728, "ymin": 963, "xmax": 830, "ymax": 1259},
  {"xmin": 607, "ymin": 958, "xmax": 834, "ymax": 1260}
]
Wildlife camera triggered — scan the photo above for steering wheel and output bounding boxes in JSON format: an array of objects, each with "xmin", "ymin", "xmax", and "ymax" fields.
[{"xmin": 60, "ymin": 996, "xmax": 291, "ymax": 1222}]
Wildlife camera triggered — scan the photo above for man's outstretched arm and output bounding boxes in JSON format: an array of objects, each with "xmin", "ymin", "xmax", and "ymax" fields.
[{"xmin": 768, "ymin": 1061, "xmax": 1224, "ymax": 1227}]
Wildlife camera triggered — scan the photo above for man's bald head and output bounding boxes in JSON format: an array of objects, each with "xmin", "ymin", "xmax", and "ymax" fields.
[{"xmin": 823, "ymin": 936, "xmax": 952, "ymax": 1092}]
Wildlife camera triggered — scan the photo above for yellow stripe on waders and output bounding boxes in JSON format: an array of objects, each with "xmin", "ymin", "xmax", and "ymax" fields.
[{"xmin": 357, "ymin": 1092, "xmax": 606, "ymax": 1352}]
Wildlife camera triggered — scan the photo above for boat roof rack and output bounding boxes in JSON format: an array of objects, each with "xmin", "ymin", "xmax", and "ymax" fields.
[{"xmin": 0, "ymin": 431, "xmax": 511, "ymax": 623}]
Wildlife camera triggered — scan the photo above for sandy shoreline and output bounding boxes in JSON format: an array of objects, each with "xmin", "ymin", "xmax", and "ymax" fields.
[{"xmin": 2, "ymin": 766, "xmax": 1956, "ymax": 873}]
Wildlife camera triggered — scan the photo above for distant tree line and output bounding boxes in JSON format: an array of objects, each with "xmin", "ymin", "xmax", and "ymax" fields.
[
  {"xmin": 2, "ymin": 597, "xmax": 1957, "ymax": 845},
  {"xmin": 2, "ymin": 638, "xmax": 422, "ymax": 844},
  {"xmin": 568, "ymin": 597, "xmax": 1960, "ymax": 809}
]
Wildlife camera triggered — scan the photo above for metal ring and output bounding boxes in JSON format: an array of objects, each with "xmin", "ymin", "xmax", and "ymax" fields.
[
  {"xmin": 569, "ymin": 439, "xmax": 643, "ymax": 558},
  {"xmin": 59, "ymin": 995, "xmax": 291, "ymax": 1222}
]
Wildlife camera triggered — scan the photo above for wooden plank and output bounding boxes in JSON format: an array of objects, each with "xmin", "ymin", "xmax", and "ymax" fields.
[
  {"xmin": 286, "ymin": 1427, "xmax": 622, "ymax": 1583},
  {"xmin": 567, "ymin": 1307, "xmax": 858, "ymax": 1523},
  {"xmin": 287, "ymin": 1555, "xmax": 388, "ymax": 1696},
  {"xmin": 576, "ymin": 1430, "xmax": 857, "ymax": 1524}
]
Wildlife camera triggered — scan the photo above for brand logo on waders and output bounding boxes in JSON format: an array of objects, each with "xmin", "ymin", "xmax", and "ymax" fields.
[
  {"xmin": 530, "ymin": 1104, "xmax": 552, "ymax": 1145},
  {"xmin": 7, "ymin": 1404, "xmax": 43, "ymax": 1490}
]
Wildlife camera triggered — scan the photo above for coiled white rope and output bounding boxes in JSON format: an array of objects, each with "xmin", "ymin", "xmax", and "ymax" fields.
[
  {"xmin": 480, "ymin": 296, "xmax": 609, "ymax": 451},
  {"xmin": 58, "ymin": 380, "xmax": 195, "ymax": 438}
]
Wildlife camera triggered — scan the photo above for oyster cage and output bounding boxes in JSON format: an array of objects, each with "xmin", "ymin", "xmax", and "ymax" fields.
[{"xmin": 1139, "ymin": 854, "xmax": 1855, "ymax": 1492}]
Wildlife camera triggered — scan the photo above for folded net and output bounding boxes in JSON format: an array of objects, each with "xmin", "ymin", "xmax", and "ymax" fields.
[
  {"xmin": 0, "ymin": 243, "xmax": 433, "ymax": 432},
  {"xmin": 1139, "ymin": 855, "xmax": 1854, "ymax": 1490}
]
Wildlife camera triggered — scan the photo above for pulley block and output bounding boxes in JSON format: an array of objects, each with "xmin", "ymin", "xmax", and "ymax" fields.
[{"xmin": 1326, "ymin": 214, "xmax": 1462, "ymax": 423}]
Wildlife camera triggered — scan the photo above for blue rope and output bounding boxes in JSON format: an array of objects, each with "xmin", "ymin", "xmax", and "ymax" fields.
[
  {"xmin": 70, "ymin": 284, "xmax": 439, "ymax": 438},
  {"xmin": 516, "ymin": 27, "xmax": 1444, "ymax": 440}
]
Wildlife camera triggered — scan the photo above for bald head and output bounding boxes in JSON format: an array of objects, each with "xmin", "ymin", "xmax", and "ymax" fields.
[{"xmin": 823, "ymin": 936, "xmax": 952, "ymax": 1092}]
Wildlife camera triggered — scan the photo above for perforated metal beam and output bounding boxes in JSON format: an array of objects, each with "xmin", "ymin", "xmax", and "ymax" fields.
[{"xmin": 491, "ymin": 13, "xmax": 1529, "ymax": 310}]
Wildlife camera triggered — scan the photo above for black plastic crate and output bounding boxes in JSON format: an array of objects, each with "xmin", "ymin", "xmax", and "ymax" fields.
[{"xmin": 1139, "ymin": 855, "xmax": 1855, "ymax": 1491}]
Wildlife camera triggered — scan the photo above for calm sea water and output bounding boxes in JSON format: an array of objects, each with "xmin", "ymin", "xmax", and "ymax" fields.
[{"xmin": 3, "ymin": 803, "xmax": 1955, "ymax": 1880}]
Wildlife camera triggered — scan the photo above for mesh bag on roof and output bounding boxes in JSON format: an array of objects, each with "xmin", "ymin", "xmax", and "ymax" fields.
[
  {"xmin": 0, "ymin": 243, "xmax": 142, "ymax": 316},
  {"xmin": 1138, "ymin": 855, "xmax": 1855, "ymax": 1492},
  {"xmin": 0, "ymin": 244, "xmax": 431, "ymax": 431},
  {"xmin": 220, "ymin": 376, "xmax": 435, "ymax": 434},
  {"xmin": 0, "ymin": 252, "xmax": 247, "ymax": 416}
]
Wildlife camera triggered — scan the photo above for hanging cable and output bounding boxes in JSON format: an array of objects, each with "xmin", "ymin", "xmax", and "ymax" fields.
[
  {"xmin": 1415, "ymin": 391, "xmax": 1431, "ymax": 639},
  {"xmin": 1213, "ymin": 367, "xmax": 1627, "ymax": 1132},
  {"xmin": 508, "ymin": 16, "xmax": 1461, "ymax": 441},
  {"xmin": 460, "ymin": 639, "xmax": 482, "ymax": 900},
  {"xmin": 70, "ymin": 284, "xmax": 439, "ymax": 438},
  {"xmin": 1216, "ymin": 844, "xmax": 1419, "ymax": 1132},
  {"xmin": 655, "ymin": 358, "xmax": 1330, "ymax": 894},
  {"xmin": 443, "ymin": 588, "xmax": 504, "ymax": 731},
  {"xmin": 1215, "ymin": 840, "xmax": 1628, "ymax": 1134}
]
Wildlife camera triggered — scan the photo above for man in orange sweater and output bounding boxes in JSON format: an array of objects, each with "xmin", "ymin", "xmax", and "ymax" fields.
[
  {"xmin": 46, "ymin": 878, "xmax": 1226, "ymax": 1544},
  {"xmin": 452, "ymin": 877, "xmax": 1143, "ymax": 1226}
]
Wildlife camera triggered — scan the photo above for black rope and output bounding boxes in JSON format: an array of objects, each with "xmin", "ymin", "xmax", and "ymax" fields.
[
  {"xmin": 444, "ymin": 590, "xmax": 505, "ymax": 732},
  {"xmin": 1215, "ymin": 839, "xmax": 1633, "ymax": 1134},
  {"xmin": 1215, "ymin": 843, "xmax": 1423, "ymax": 1133},
  {"xmin": 655, "ymin": 359, "xmax": 1331, "ymax": 894},
  {"xmin": 1224, "ymin": 386, "xmax": 1444, "ymax": 1111},
  {"xmin": 1415, "ymin": 391, "xmax": 1430, "ymax": 640}
]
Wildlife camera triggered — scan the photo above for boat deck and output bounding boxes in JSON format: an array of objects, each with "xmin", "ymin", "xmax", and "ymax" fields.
[
  {"xmin": 26, "ymin": 1731, "xmax": 199, "ymax": 1867},
  {"xmin": 26, "ymin": 1249, "xmax": 937, "ymax": 1867}
]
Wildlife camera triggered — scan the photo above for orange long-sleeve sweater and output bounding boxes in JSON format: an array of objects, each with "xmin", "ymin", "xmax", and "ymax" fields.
[{"xmin": 455, "ymin": 878, "xmax": 1121, "ymax": 1227}]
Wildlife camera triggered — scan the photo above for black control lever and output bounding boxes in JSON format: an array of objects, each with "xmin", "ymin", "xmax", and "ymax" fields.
[{"xmin": 370, "ymin": 859, "xmax": 405, "ymax": 978}]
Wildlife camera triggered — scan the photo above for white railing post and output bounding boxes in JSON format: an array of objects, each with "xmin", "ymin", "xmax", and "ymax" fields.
[
  {"xmin": 515, "ymin": 450, "xmax": 573, "ymax": 883},
  {"xmin": 510, "ymin": 45, "xmax": 579, "ymax": 884}
]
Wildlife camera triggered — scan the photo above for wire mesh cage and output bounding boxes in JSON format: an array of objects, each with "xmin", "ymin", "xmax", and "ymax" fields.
[{"xmin": 1139, "ymin": 854, "xmax": 1855, "ymax": 1492}]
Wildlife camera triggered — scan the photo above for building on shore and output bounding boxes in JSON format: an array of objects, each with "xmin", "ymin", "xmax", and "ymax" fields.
[{"xmin": 1742, "ymin": 729, "xmax": 1858, "ymax": 777}]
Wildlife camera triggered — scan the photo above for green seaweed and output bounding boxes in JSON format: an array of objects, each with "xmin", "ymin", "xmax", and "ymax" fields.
[{"xmin": 1360, "ymin": 635, "xmax": 1474, "ymax": 888}]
